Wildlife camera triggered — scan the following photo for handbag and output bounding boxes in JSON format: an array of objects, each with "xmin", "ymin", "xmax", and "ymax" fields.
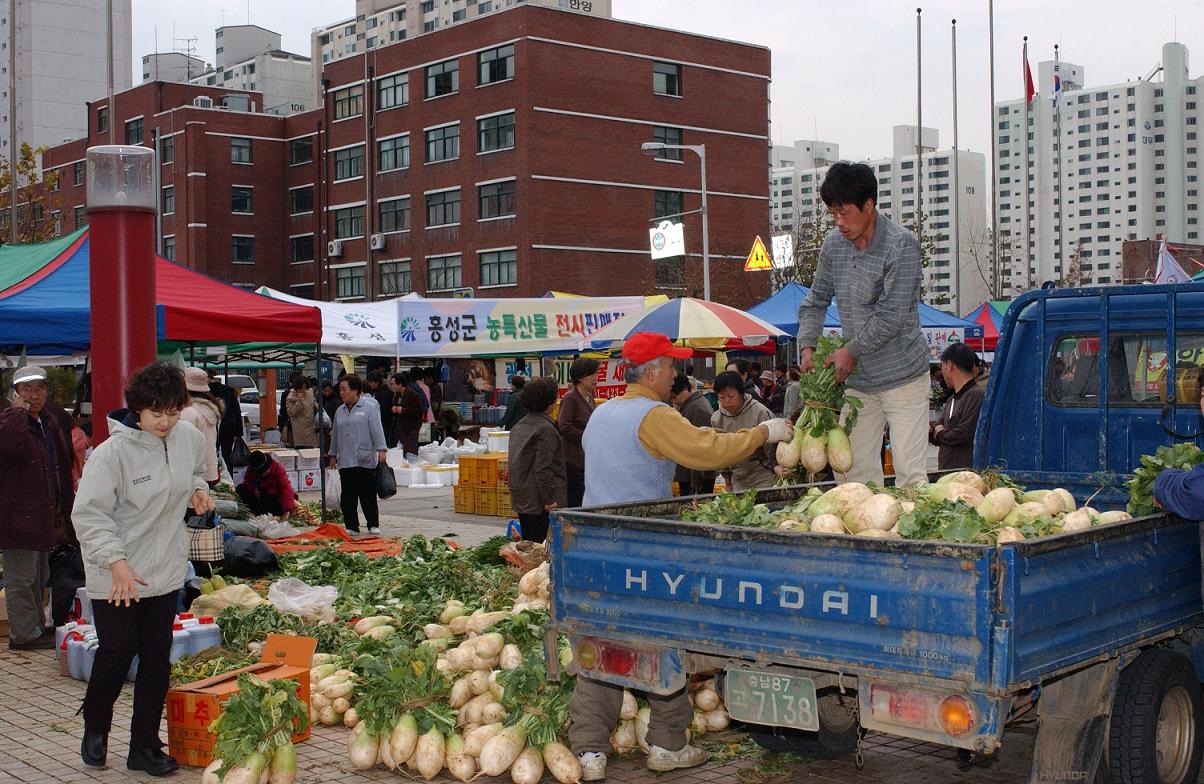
[
  {"xmin": 228, "ymin": 436, "xmax": 251, "ymax": 468},
  {"xmin": 375, "ymin": 462, "xmax": 397, "ymax": 500},
  {"xmin": 186, "ymin": 511, "xmax": 225, "ymax": 562}
]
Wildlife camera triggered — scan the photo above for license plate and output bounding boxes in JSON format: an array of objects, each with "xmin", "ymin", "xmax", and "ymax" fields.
[{"xmin": 724, "ymin": 668, "xmax": 820, "ymax": 731}]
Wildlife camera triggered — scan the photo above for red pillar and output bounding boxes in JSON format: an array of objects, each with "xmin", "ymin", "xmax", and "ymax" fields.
[{"xmin": 88, "ymin": 207, "xmax": 157, "ymax": 443}]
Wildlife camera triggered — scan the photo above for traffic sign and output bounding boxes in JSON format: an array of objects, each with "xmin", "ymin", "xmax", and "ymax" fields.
[
  {"xmin": 744, "ymin": 235, "xmax": 772, "ymax": 271},
  {"xmin": 451, "ymin": 287, "xmax": 475, "ymax": 299}
]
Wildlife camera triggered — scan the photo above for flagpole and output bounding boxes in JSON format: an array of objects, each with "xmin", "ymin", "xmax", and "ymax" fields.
[
  {"xmin": 952, "ymin": 18, "xmax": 961, "ymax": 313},
  {"xmin": 915, "ymin": 8, "xmax": 923, "ymax": 234},
  {"xmin": 1055, "ymin": 44, "xmax": 1063, "ymax": 286},
  {"xmin": 1023, "ymin": 36, "xmax": 1032, "ymax": 290},
  {"xmin": 988, "ymin": 0, "xmax": 1000, "ymax": 298}
]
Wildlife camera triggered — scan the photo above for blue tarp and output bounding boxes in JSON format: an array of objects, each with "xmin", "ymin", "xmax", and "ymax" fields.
[{"xmin": 748, "ymin": 281, "xmax": 983, "ymax": 340}]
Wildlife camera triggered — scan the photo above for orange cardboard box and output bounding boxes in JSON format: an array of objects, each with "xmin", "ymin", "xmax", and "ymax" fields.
[{"xmin": 166, "ymin": 634, "xmax": 316, "ymax": 768}]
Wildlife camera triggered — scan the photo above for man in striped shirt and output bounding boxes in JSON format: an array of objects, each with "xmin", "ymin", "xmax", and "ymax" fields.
[{"xmin": 797, "ymin": 162, "xmax": 931, "ymax": 487}]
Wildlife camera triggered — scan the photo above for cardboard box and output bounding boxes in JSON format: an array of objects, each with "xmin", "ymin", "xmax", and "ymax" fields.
[
  {"xmin": 296, "ymin": 448, "xmax": 321, "ymax": 470},
  {"xmin": 167, "ymin": 634, "xmax": 316, "ymax": 767},
  {"xmin": 297, "ymin": 469, "xmax": 319, "ymax": 493},
  {"xmin": 274, "ymin": 449, "xmax": 300, "ymax": 471}
]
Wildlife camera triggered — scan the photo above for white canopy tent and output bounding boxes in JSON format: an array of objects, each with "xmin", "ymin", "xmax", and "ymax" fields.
[{"xmin": 255, "ymin": 287, "xmax": 419, "ymax": 356}]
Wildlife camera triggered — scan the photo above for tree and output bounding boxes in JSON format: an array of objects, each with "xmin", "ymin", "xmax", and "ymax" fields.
[
  {"xmin": 909, "ymin": 210, "xmax": 949, "ymax": 307},
  {"xmin": 0, "ymin": 143, "xmax": 61, "ymax": 244},
  {"xmin": 1062, "ymin": 239, "xmax": 1085, "ymax": 288},
  {"xmin": 963, "ymin": 222, "xmax": 1020, "ymax": 300},
  {"xmin": 769, "ymin": 208, "xmax": 833, "ymax": 292}
]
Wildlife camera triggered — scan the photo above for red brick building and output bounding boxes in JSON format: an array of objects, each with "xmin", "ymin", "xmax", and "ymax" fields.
[{"xmin": 44, "ymin": 6, "xmax": 772, "ymax": 307}]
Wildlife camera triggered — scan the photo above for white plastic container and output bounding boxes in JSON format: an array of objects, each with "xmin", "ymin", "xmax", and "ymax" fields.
[
  {"xmin": 189, "ymin": 617, "xmax": 222, "ymax": 655},
  {"xmin": 487, "ymin": 431, "xmax": 510, "ymax": 453},
  {"xmin": 81, "ymin": 640, "xmax": 100, "ymax": 682},
  {"xmin": 55, "ymin": 621, "xmax": 81, "ymax": 657},
  {"xmin": 394, "ymin": 467, "xmax": 424, "ymax": 487},
  {"xmin": 73, "ymin": 586, "xmax": 93, "ymax": 623},
  {"xmin": 169, "ymin": 624, "xmax": 191, "ymax": 663},
  {"xmin": 67, "ymin": 633, "xmax": 95, "ymax": 680}
]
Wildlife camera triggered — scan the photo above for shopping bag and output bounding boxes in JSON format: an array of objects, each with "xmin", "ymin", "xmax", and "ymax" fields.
[
  {"xmin": 323, "ymin": 467, "xmax": 342, "ymax": 510},
  {"xmin": 375, "ymin": 462, "xmax": 397, "ymax": 500},
  {"xmin": 228, "ymin": 437, "xmax": 252, "ymax": 468}
]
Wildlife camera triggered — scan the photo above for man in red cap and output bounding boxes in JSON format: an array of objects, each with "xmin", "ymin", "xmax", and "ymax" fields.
[{"xmin": 569, "ymin": 332, "xmax": 793, "ymax": 779}]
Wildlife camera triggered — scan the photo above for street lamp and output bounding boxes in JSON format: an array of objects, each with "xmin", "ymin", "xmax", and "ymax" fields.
[{"xmin": 641, "ymin": 141, "xmax": 710, "ymax": 301}]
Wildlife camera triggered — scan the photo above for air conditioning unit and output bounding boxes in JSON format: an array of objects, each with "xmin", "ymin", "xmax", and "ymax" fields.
[
  {"xmin": 193, "ymin": 96, "xmax": 214, "ymax": 109},
  {"xmin": 327, "ymin": 240, "xmax": 344, "ymax": 257},
  {"xmin": 369, "ymin": 233, "xmax": 386, "ymax": 251}
]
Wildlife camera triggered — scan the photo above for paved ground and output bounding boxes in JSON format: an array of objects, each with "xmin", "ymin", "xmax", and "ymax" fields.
[{"xmin": 0, "ymin": 486, "xmax": 1045, "ymax": 783}]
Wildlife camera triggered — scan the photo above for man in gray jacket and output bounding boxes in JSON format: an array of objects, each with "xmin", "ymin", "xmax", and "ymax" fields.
[{"xmin": 711, "ymin": 371, "xmax": 777, "ymax": 491}]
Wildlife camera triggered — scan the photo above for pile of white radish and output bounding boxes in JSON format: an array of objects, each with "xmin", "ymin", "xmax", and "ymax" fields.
[
  {"xmin": 202, "ymin": 744, "xmax": 297, "ymax": 784},
  {"xmin": 308, "ymin": 654, "xmax": 358, "ymax": 727}
]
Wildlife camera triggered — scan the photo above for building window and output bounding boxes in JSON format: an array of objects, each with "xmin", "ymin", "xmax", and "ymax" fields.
[
  {"xmin": 333, "ymin": 85, "xmax": 363, "ymax": 119},
  {"xmin": 290, "ymin": 282, "xmax": 316, "ymax": 299},
  {"xmin": 479, "ymin": 249, "xmax": 516, "ymax": 286},
  {"xmin": 426, "ymin": 189, "xmax": 460, "ymax": 227},
  {"xmin": 379, "ymin": 135, "xmax": 410, "ymax": 171},
  {"xmin": 125, "ymin": 118, "xmax": 144, "ymax": 145},
  {"xmin": 652, "ymin": 126, "xmax": 683, "ymax": 160},
  {"xmin": 378, "ymin": 197, "xmax": 411, "ymax": 232},
  {"xmin": 231, "ymin": 236, "xmax": 254, "ymax": 263},
  {"xmin": 478, "ymin": 180, "xmax": 515, "ymax": 219},
  {"xmin": 74, "ymin": 206, "xmax": 86, "ymax": 229},
  {"xmin": 73, "ymin": 161, "xmax": 85, "ymax": 186},
  {"xmin": 653, "ymin": 61, "xmax": 681, "ymax": 96},
  {"xmin": 334, "ymin": 145, "xmax": 365, "ymax": 180},
  {"xmin": 163, "ymin": 235, "xmax": 175, "ymax": 261},
  {"xmin": 290, "ymin": 186, "xmax": 313, "ymax": 214},
  {"xmin": 477, "ymin": 112, "xmax": 514, "ymax": 153},
  {"xmin": 231, "ymin": 137, "xmax": 252, "ymax": 164},
  {"xmin": 162, "ymin": 185, "xmax": 174, "ymax": 214},
  {"xmin": 335, "ymin": 266, "xmax": 365, "ymax": 299},
  {"xmin": 160, "ymin": 135, "xmax": 174, "ymax": 165},
  {"xmin": 377, "ymin": 73, "xmax": 409, "ymax": 109},
  {"xmin": 426, "ymin": 59, "xmax": 459, "ymax": 98},
  {"xmin": 425, "ymin": 124, "xmax": 459, "ymax": 163},
  {"xmin": 290, "ymin": 138, "xmax": 313, "ymax": 165},
  {"xmin": 96, "ymin": 106, "xmax": 108, "ymax": 134},
  {"xmin": 380, "ymin": 260, "xmax": 411, "ymax": 296},
  {"xmin": 420, "ymin": 0, "xmax": 434, "ymax": 11},
  {"xmin": 478, "ymin": 44, "xmax": 514, "ymax": 85},
  {"xmin": 654, "ymin": 189, "xmax": 682, "ymax": 219},
  {"xmin": 426, "ymin": 254, "xmax": 462, "ymax": 291},
  {"xmin": 290, "ymin": 234, "xmax": 314, "ymax": 262},
  {"xmin": 231, "ymin": 186, "xmax": 253, "ymax": 213},
  {"xmin": 334, "ymin": 205, "xmax": 365, "ymax": 239}
]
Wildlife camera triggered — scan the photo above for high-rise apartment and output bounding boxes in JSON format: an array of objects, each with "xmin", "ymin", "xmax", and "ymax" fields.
[{"xmin": 994, "ymin": 42, "xmax": 1203, "ymax": 291}]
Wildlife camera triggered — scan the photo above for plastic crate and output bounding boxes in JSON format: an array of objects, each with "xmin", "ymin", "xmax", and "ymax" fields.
[
  {"xmin": 497, "ymin": 458, "xmax": 509, "ymax": 486},
  {"xmin": 453, "ymin": 485, "xmax": 475, "ymax": 514},
  {"xmin": 474, "ymin": 488, "xmax": 499, "ymax": 517},
  {"xmin": 457, "ymin": 456, "xmax": 478, "ymax": 487},
  {"xmin": 498, "ymin": 488, "xmax": 513, "ymax": 518},
  {"xmin": 477, "ymin": 453, "xmax": 505, "ymax": 487}
]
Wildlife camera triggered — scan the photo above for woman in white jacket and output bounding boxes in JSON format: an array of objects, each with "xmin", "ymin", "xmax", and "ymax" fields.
[
  {"xmin": 72, "ymin": 363, "xmax": 213, "ymax": 777},
  {"xmin": 179, "ymin": 367, "xmax": 223, "ymax": 486}
]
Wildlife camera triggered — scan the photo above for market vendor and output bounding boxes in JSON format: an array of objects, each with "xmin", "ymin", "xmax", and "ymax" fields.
[
  {"xmin": 569, "ymin": 331, "xmax": 793, "ymax": 781},
  {"xmin": 236, "ymin": 451, "xmax": 296, "ymax": 518},
  {"xmin": 797, "ymin": 161, "xmax": 930, "ymax": 488}
]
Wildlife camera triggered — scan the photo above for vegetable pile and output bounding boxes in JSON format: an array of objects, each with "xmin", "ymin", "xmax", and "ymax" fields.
[
  {"xmin": 776, "ymin": 337, "xmax": 863, "ymax": 480},
  {"xmin": 683, "ymin": 470, "xmax": 1134, "ymax": 544},
  {"xmin": 1126, "ymin": 442, "xmax": 1204, "ymax": 517},
  {"xmin": 203, "ymin": 673, "xmax": 308, "ymax": 784}
]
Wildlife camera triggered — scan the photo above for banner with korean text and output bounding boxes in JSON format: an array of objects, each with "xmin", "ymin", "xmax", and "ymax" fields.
[
  {"xmin": 397, "ymin": 297, "xmax": 646, "ymax": 357},
  {"xmin": 822, "ymin": 326, "xmax": 965, "ymax": 362}
]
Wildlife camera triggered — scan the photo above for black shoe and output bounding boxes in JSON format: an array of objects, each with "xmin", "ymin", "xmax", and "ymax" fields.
[
  {"xmin": 126, "ymin": 747, "xmax": 178, "ymax": 777},
  {"xmin": 10, "ymin": 632, "xmax": 55, "ymax": 650},
  {"xmin": 81, "ymin": 730, "xmax": 107, "ymax": 769}
]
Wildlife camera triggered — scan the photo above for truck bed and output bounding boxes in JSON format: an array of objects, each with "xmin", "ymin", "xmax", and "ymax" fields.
[{"xmin": 550, "ymin": 487, "xmax": 1203, "ymax": 695}]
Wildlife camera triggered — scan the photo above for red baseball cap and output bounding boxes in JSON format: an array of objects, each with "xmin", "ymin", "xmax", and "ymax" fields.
[{"xmin": 622, "ymin": 332, "xmax": 693, "ymax": 365}]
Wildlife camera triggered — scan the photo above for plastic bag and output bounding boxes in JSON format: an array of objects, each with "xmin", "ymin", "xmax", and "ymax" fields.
[
  {"xmin": 222, "ymin": 536, "xmax": 278, "ymax": 578},
  {"xmin": 221, "ymin": 517, "xmax": 260, "ymax": 537},
  {"xmin": 323, "ymin": 467, "xmax": 341, "ymax": 510},
  {"xmin": 417, "ymin": 442, "xmax": 453, "ymax": 466},
  {"xmin": 228, "ymin": 437, "xmax": 252, "ymax": 468},
  {"xmin": 188, "ymin": 583, "xmax": 268, "ymax": 616},
  {"xmin": 260, "ymin": 518, "xmax": 298, "ymax": 540},
  {"xmin": 268, "ymin": 577, "xmax": 338, "ymax": 624},
  {"xmin": 375, "ymin": 462, "xmax": 397, "ymax": 499}
]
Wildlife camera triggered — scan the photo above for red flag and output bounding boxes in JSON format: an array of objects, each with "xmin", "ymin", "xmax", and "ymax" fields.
[{"xmin": 1025, "ymin": 59, "xmax": 1035, "ymax": 105}]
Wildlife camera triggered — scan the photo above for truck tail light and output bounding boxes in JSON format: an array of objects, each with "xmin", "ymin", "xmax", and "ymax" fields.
[
  {"xmin": 868, "ymin": 682, "xmax": 976, "ymax": 738},
  {"xmin": 573, "ymin": 637, "xmax": 660, "ymax": 684}
]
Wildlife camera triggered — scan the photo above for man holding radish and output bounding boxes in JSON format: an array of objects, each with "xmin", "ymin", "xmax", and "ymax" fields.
[
  {"xmin": 797, "ymin": 161, "xmax": 931, "ymax": 488},
  {"xmin": 572, "ymin": 332, "xmax": 794, "ymax": 779}
]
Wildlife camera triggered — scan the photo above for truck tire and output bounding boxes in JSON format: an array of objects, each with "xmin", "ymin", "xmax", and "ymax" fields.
[
  {"xmin": 747, "ymin": 691, "xmax": 859, "ymax": 759},
  {"xmin": 1102, "ymin": 648, "xmax": 1203, "ymax": 784}
]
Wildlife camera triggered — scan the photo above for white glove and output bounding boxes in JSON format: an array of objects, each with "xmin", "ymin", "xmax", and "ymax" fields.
[{"xmin": 761, "ymin": 418, "xmax": 793, "ymax": 444}]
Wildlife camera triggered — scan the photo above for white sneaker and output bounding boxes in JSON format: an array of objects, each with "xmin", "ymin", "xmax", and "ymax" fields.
[
  {"xmin": 367, "ymin": 526, "xmax": 380, "ymax": 534},
  {"xmin": 646, "ymin": 743, "xmax": 708, "ymax": 772},
  {"xmin": 578, "ymin": 752, "xmax": 606, "ymax": 781}
]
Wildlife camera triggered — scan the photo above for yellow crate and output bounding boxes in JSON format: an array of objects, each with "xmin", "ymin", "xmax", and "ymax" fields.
[
  {"xmin": 498, "ymin": 488, "xmax": 514, "ymax": 518},
  {"xmin": 497, "ymin": 457, "xmax": 509, "ymax": 486},
  {"xmin": 457, "ymin": 456, "xmax": 477, "ymax": 487},
  {"xmin": 475, "ymin": 488, "xmax": 499, "ymax": 517},
  {"xmin": 453, "ymin": 485, "xmax": 476, "ymax": 514},
  {"xmin": 478, "ymin": 453, "xmax": 506, "ymax": 487}
]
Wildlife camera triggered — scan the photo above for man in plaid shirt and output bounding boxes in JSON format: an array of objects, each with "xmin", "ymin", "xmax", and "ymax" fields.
[{"xmin": 797, "ymin": 162, "xmax": 931, "ymax": 487}]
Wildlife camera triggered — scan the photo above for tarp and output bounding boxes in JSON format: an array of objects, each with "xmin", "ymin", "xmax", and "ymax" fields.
[
  {"xmin": 0, "ymin": 229, "xmax": 321, "ymax": 354},
  {"xmin": 965, "ymin": 300, "xmax": 1010, "ymax": 351},
  {"xmin": 256, "ymin": 286, "xmax": 420, "ymax": 355}
]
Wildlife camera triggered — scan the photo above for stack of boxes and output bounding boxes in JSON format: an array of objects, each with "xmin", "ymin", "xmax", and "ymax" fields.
[
  {"xmin": 453, "ymin": 453, "xmax": 514, "ymax": 517},
  {"xmin": 263, "ymin": 448, "xmax": 322, "ymax": 494}
]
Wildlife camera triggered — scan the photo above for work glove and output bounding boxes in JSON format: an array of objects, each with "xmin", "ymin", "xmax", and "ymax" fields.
[{"xmin": 762, "ymin": 418, "xmax": 793, "ymax": 444}]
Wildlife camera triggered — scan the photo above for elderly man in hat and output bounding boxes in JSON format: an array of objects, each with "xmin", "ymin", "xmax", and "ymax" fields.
[
  {"xmin": 0, "ymin": 366, "xmax": 77, "ymax": 649},
  {"xmin": 569, "ymin": 333, "xmax": 794, "ymax": 780}
]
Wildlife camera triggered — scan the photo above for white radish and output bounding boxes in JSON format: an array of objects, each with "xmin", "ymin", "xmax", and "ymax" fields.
[
  {"xmin": 343, "ymin": 708, "xmax": 359, "ymax": 729},
  {"xmin": 423, "ymin": 623, "xmax": 453, "ymax": 640},
  {"xmin": 323, "ymin": 680, "xmax": 354, "ymax": 700},
  {"xmin": 414, "ymin": 727, "xmax": 446, "ymax": 781},
  {"xmin": 1060, "ymin": 509, "xmax": 1094, "ymax": 531},
  {"xmin": 635, "ymin": 706, "xmax": 651, "ymax": 753},
  {"xmin": 473, "ymin": 632, "xmax": 505, "ymax": 658},
  {"xmin": 694, "ymin": 687, "xmax": 720, "ymax": 712},
  {"xmin": 468, "ymin": 668, "xmax": 492, "ymax": 696},
  {"xmin": 310, "ymin": 692, "xmax": 332, "ymax": 711},
  {"xmin": 500, "ymin": 643, "xmax": 524, "ymax": 670},
  {"xmin": 389, "ymin": 713, "xmax": 419, "ymax": 765},
  {"xmin": 690, "ymin": 709, "xmax": 708, "ymax": 737},
  {"xmin": 378, "ymin": 732, "xmax": 398, "ymax": 771},
  {"xmin": 543, "ymin": 741, "xmax": 583, "ymax": 784},
  {"xmin": 844, "ymin": 494, "xmax": 901, "ymax": 534},
  {"xmin": 519, "ymin": 566, "xmax": 546, "ymax": 596},
  {"xmin": 704, "ymin": 709, "xmax": 730, "ymax": 732},
  {"xmin": 620, "ymin": 690, "xmax": 638, "ymax": 721},
  {"xmin": 996, "ymin": 527, "xmax": 1026, "ymax": 544},
  {"xmin": 489, "ymin": 670, "xmax": 505, "ymax": 701},
  {"xmin": 510, "ymin": 745, "xmax": 544, "ymax": 784},
  {"xmin": 938, "ymin": 470, "xmax": 986, "ymax": 493},
  {"xmin": 464, "ymin": 722, "xmax": 503, "ymax": 757},
  {"xmin": 445, "ymin": 733, "xmax": 476, "ymax": 782},
  {"xmin": 479, "ymin": 724, "xmax": 530, "ymax": 776},
  {"xmin": 353, "ymin": 615, "xmax": 393, "ymax": 635},
  {"xmin": 202, "ymin": 758, "xmax": 223, "ymax": 784},
  {"xmin": 268, "ymin": 742, "xmax": 297, "ymax": 784},
  {"xmin": 809, "ymin": 513, "xmax": 846, "ymax": 534},
  {"xmin": 348, "ymin": 725, "xmax": 380, "ymax": 770},
  {"xmin": 332, "ymin": 697, "xmax": 350, "ymax": 714},
  {"xmin": 471, "ymin": 654, "xmax": 499, "ymax": 671},
  {"xmin": 449, "ymin": 676, "xmax": 475, "ymax": 708},
  {"xmin": 467, "ymin": 610, "xmax": 509, "ymax": 634},
  {"xmin": 449, "ymin": 614, "xmax": 471, "ymax": 635},
  {"xmin": 220, "ymin": 751, "xmax": 269, "ymax": 784},
  {"xmin": 975, "ymin": 488, "xmax": 1017, "ymax": 525},
  {"xmin": 610, "ymin": 719, "xmax": 636, "ymax": 754},
  {"xmin": 363, "ymin": 625, "xmax": 396, "ymax": 641},
  {"xmin": 481, "ymin": 700, "xmax": 508, "ymax": 725},
  {"xmin": 311, "ymin": 652, "xmax": 335, "ymax": 666},
  {"xmin": 439, "ymin": 600, "xmax": 467, "ymax": 625},
  {"xmin": 318, "ymin": 706, "xmax": 340, "ymax": 725},
  {"xmin": 1051, "ymin": 488, "xmax": 1077, "ymax": 514},
  {"xmin": 1095, "ymin": 510, "xmax": 1132, "ymax": 525},
  {"xmin": 445, "ymin": 646, "xmax": 474, "ymax": 672}
]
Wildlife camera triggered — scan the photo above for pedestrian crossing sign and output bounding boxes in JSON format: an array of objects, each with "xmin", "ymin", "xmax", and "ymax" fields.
[{"xmin": 744, "ymin": 235, "xmax": 772, "ymax": 271}]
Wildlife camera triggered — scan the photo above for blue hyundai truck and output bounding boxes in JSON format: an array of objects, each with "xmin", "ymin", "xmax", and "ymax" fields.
[{"xmin": 548, "ymin": 283, "xmax": 1204, "ymax": 784}]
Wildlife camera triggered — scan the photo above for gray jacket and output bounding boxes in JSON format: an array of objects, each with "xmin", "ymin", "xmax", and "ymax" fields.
[
  {"xmin": 711, "ymin": 394, "xmax": 776, "ymax": 491},
  {"xmin": 329, "ymin": 395, "xmax": 388, "ymax": 469},
  {"xmin": 72, "ymin": 411, "xmax": 207, "ymax": 600}
]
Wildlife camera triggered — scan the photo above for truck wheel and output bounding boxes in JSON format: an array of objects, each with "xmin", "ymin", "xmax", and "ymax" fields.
[
  {"xmin": 1103, "ymin": 649, "xmax": 1203, "ymax": 784},
  {"xmin": 747, "ymin": 691, "xmax": 859, "ymax": 759}
]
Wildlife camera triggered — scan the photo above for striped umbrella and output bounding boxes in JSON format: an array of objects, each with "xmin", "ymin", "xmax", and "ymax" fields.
[{"xmin": 587, "ymin": 296, "xmax": 788, "ymax": 351}]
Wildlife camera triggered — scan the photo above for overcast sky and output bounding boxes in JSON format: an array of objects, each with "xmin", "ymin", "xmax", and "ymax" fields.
[{"xmin": 130, "ymin": 0, "xmax": 1202, "ymax": 161}]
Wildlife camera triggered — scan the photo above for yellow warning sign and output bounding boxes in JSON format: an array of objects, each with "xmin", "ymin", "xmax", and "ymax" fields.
[{"xmin": 744, "ymin": 235, "xmax": 772, "ymax": 271}]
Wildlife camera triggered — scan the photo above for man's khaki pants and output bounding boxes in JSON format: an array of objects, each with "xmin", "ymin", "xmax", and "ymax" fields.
[
  {"xmin": 2, "ymin": 550, "xmax": 49, "ymax": 645},
  {"xmin": 841, "ymin": 374, "xmax": 931, "ymax": 488},
  {"xmin": 569, "ymin": 675, "xmax": 693, "ymax": 755}
]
